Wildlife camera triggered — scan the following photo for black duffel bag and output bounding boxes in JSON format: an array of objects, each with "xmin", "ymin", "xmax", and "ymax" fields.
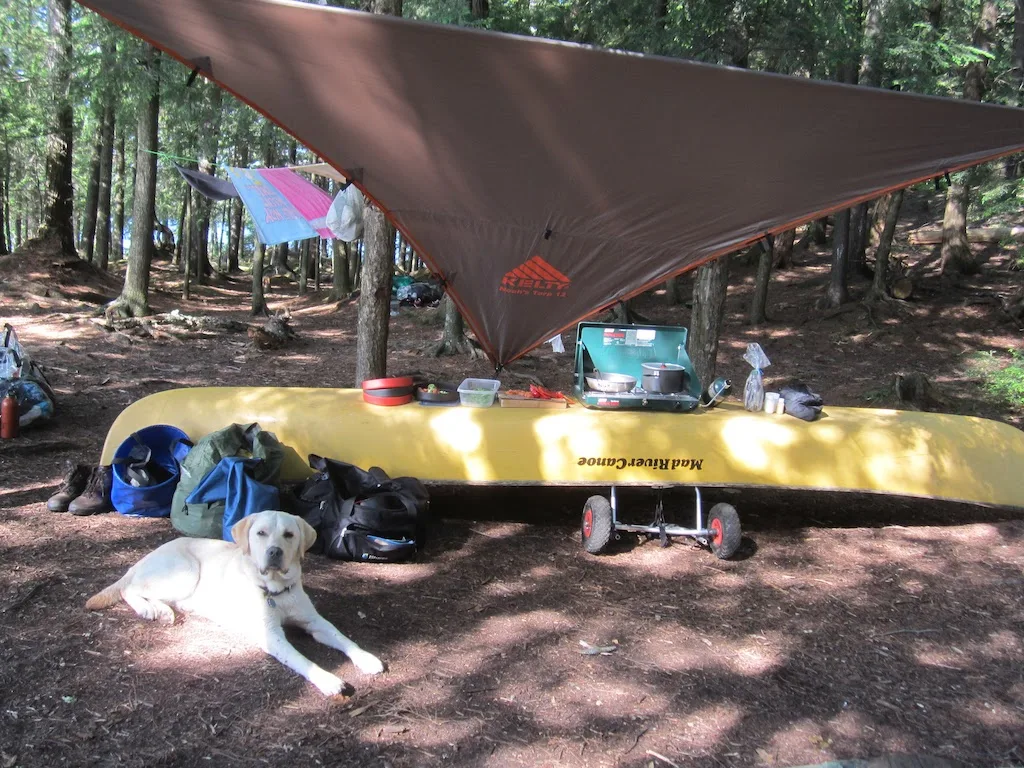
[{"xmin": 293, "ymin": 454, "xmax": 429, "ymax": 562}]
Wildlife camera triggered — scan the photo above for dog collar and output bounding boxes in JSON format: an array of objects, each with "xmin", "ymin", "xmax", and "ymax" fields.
[{"xmin": 260, "ymin": 584, "xmax": 292, "ymax": 607}]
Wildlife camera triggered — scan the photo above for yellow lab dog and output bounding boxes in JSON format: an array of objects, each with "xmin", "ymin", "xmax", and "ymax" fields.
[{"xmin": 86, "ymin": 510, "xmax": 384, "ymax": 695}]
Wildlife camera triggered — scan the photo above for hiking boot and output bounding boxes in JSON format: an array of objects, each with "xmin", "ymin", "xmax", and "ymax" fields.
[
  {"xmin": 47, "ymin": 463, "xmax": 92, "ymax": 513},
  {"xmin": 68, "ymin": 465, "xmax": 114, "ymax": 516}
]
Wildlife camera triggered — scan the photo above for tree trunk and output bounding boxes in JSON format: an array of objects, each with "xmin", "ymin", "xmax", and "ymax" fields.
[
  {"xmin": 469, "ymin": 0, "xmax": 488, "ymax": 19},
  {"xmin": 183, "ymin": 190, "xmax": 196, "ymax": 300},
  {"xmin": 436, "ymin": 293, "xmax": 465, "ymax": 352},
  {"xmin": 749, "ymin": 237, "xmax": 773, "ymax": 326},
  {"xmin": 2, "ymin": 157, "xmax": 10, "ymax": 254},
  {"xmin": 350, "ymin": 239, "xmax": 362, "ymax": 286},
  {"xmin": 687, "ymin": 257, "xmax": 729, "ymax": 388},
  {"xmin": 810, "ymin": 217, "xmax": 828, "ymax": 245},
  {"xmin": 663, "ymin": 276, "xmax": 682, "ymax": 305},
  {"xmin": 1008, "ymin": 0, "xmax": 1024, "ymax": 177},
  {"xmin": 940, "ymin": 1, "xmax": 996, "ymax": 275},
  {"xmin": 227, "ymin": 198, "xmax": 243, "ymax": 273},
  {"xmin": 252, "ymin": 243, "xmax": 268, "ymax": 315},
  {"xmin": 0, "ymin": 160, "xmax": 7, "ymax": 256},
  {"xmin": 38, "ymin": 0, "xmax": 76, "ymax": 256},
  {"xmin": 314, "ymin": 238, "xmax": 321, "ymax": 291},
  {"xmin": 870, "ymin": 188, "xmax": 904, "ymax": 299},
  {"xmin": 272, "ymin": 241, "xmax": 290, "ymax": 274},
  {"xmin": 331, "ymin": 240, "xmax": 352, "ymax": 299},
  {"xmin": 355, "ymin": 205, "xmax": 395, "ymax": 384},
  {"xmin": 940, "ymin": 181, "xmax": 976, "ymax": 274},
  {"xmin": 773, "ymin": 228, "xmax": 795, "ymax": 269},
  {"xmin": 848, "ymin": 203, "xmax": 870, "ymax": 276},
  {"xmin": 80, "ymin": 131, "xmax": 102, "ymax": 262},
  {"xmin": 195, "ymin": 84, "xmax": 223, "ymax": 283},
  {"xmin": 226, "ymin": 143, "xmax": 248, "ymax": 274},
  {"xmin": 298, "ymin": 239, "xmax": 310, "ymax": 294},
  {"xmin": 826, "ymin": 207, "xmax": 851, "ymax": 307},
  {"xmin": 354, "ymin": 0, "xmax": 403, "ymax": 384},
  {"xmin": 435, "ymin": 292, "xmax": 481, "ymax": 357},
  {"xmin": 113, "ymin": 131, "xmax": 126, "ymax": 260},
  {"xmin": 110, "ymin": 46, "xmax": 160, "ymax": 318},
  {"xmin": 174, "ymin": 185, "xmax": 188, "ymax": 268},
  {"xmin": 94, "ymin": 99, "xmax": 116, "ymax": 270}
]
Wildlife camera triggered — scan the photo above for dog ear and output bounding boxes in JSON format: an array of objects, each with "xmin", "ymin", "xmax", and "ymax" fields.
[
  {"xmin": 297, "ymin": 517, "xmax": 318, "ymax": 556},
  {"xmin": 231, "ymin": 515, "xmax": 256, "ymax": 554}
]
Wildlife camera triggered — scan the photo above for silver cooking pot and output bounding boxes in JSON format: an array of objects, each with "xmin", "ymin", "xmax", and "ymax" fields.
[{"xmin": 640, "ymin": 362, "xmax": 687, "ymax": 393}]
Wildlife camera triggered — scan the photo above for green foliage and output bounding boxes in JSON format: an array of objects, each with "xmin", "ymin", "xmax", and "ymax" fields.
[
  {"xmin": 969, "ymin": 349, "xmax": 1024, "ymax": 407},
  {"xmin": 974, "ymin": 175, "xmax": 1024, "ymax": 220}
]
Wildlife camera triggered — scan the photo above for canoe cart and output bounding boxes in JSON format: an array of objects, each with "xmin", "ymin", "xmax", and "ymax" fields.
[{"xmin": 581, "ymin": 485, "xmax": 741, "ymax": 559}]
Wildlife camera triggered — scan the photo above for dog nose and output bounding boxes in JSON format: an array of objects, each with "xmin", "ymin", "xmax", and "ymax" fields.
[{"xmin": 266, "ymin": 546, "xmax": 283, "ymax": 563}]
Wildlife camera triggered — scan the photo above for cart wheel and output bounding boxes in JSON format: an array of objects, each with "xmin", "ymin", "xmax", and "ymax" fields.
[
  {"xmin": 581, "ymin": 495, "xmax": 613, "ymax": 554},
  {"xmin": 707, "ymin": 503, "xmax": 741, "ymax": 560}
]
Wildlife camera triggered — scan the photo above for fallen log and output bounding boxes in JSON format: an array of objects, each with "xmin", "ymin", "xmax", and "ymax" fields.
[
  {"xmin": 891, "ymin": 277, "xmax": 914, "ymax": 300},
  {"xmin": 907, "ymin": 225, "xmax": 1024, "ymax": 245}
]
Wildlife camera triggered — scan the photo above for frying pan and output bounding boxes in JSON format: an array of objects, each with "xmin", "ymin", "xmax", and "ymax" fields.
[{"xmin": 584, "ymin": 371, "xmax": 637, "ymax": 393}]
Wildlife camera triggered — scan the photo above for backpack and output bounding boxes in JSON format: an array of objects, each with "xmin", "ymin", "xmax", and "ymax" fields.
[
  {"xmin": 293, "ymin": 454, "xmax": 429, "ymax": 562},
  {"xmin": 0, "ymin": 323, "xmax": 56, "ymax": 427},
  {"xmin": 170, "ymin": 423, "xmax": 283, "ymax": 538}
]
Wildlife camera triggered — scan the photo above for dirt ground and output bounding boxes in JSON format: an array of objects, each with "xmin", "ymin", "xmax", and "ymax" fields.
[{"xmin": 1, "ymin": 192, "xmax": 1022, "ymax": 768}]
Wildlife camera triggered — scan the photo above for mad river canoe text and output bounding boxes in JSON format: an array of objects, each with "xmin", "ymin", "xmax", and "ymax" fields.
[{"xmin": 577, "ymin": 456, "xmax": 704, "ymax": 471}]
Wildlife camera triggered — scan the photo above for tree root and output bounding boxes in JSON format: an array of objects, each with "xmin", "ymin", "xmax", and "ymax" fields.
[
  {"xmin": 434, "ymin": 336, "xmax": 485, "ymax": 359},
  {"xmin": 248, "ymin": 314, "xmax": 297, "ymax": 350},
  {"xmin": 97, "ymin": 309, "xmax": 256, "ymax": 342},
  {"xmin": 894, "ymin": 372, "xmax": 951, "ymax": 412}
]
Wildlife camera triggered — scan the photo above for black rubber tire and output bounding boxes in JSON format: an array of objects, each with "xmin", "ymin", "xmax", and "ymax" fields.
[
  {"xmin": 708, "ymin": 502, "xmax": 741, "ymax": 560},
  {"xmin": 581, "ymin": 495, "xmax": 613, "ymax": 554}
]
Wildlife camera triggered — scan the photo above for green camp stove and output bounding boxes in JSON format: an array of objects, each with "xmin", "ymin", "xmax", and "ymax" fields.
[{"xmin": 573, "ymin": 322, "xmax": 702, "ymax": 411}]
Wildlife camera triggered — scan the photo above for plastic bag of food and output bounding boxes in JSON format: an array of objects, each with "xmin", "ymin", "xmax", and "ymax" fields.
[
  {"xmin": 326, "ymin": 183, "xmax": 365, "ymax": 243},
  {"xmin": 742, "ymin": 343, "xmax": 771, "ymax": 412}
]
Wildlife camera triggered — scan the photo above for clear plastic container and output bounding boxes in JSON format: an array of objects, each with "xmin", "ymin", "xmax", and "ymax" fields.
[{"xmin": 457, "ymin": 378, "xmax": 500, "ymax": 407}]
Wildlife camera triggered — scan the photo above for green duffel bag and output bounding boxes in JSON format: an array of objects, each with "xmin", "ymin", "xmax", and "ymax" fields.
[{"xmin": 170, "ymin": 422, "xmax": 284, "ymax": 538}]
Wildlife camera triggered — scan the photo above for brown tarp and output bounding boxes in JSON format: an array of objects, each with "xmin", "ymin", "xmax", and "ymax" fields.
[{"xmin": 77, "ymin": 0, "xmax": 1024, "ymax": 366}]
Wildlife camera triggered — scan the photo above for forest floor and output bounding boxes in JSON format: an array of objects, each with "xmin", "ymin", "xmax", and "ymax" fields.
[{"xmin": 0, "ymin": 190, "xmax": 1022, "ymax": 768}]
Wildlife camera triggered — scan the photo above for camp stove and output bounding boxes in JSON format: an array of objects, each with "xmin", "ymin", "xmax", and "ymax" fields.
[{"xmin": 572, "ymin": 322, "xmax": 702, "ymax": 411}]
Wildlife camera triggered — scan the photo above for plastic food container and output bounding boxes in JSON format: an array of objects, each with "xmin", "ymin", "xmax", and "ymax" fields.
[{"xmin": 457, "ymin": 378, "xmax": 500, "ymax": 408}]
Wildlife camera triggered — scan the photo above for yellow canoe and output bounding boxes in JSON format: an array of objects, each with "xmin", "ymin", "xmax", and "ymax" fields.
[{"xmin": 99, "ymin": 387, "xmax": 1024, "ymax": 510}]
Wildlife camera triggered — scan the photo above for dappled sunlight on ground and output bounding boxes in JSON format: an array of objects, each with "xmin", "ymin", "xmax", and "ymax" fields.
[{"xmin": 2, "ymin": 201, "xmax": 1023, "ymax": 765}]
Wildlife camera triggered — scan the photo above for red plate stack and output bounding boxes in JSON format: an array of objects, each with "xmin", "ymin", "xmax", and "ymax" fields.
[{"xmin": 361, "ymin": 376, "xmax": 415, "ymax": 406}]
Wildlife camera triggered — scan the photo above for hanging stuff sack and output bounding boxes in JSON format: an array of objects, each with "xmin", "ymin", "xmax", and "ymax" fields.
[
  {"xmin": 295, "ymin": 454, "xmax": 429, "ymax": 563},
  {"xmin": 111, "ymin": 424, "xmax": 191, "ymax": 518},
  {"xmin": 326, "ymin": 182, "xmax": 366, "ymax": 243},
  {"xmin": 780, "ymin": 380, "xmax": 825, "ymax": 422}
]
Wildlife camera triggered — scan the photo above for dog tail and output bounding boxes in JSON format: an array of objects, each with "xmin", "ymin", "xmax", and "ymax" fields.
[{"xmin": 85, "ymin": 575, "xmax": 128, "ymax": 611}]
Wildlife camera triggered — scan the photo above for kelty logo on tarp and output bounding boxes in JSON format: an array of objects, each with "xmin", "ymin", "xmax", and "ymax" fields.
[
  {"xmin": 577, "ymin": 456, "xmax": 704, "ymax": 471},
  {"xmin": 500, "ymin": 256, "xmax": 570, "ymax": 297}
]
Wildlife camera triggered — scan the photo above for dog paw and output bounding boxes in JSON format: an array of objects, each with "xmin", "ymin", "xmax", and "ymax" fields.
[
  {"xmin": 310, "ymin": 669, "xmax": 350, "ymax": 697},
  {"xmin": 349, "ymin": 649, "xmax": 385, "ymax": 675},
  {"xmin": 156, "ymin": 607, "xmax": 176, "ymax": 625}
]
